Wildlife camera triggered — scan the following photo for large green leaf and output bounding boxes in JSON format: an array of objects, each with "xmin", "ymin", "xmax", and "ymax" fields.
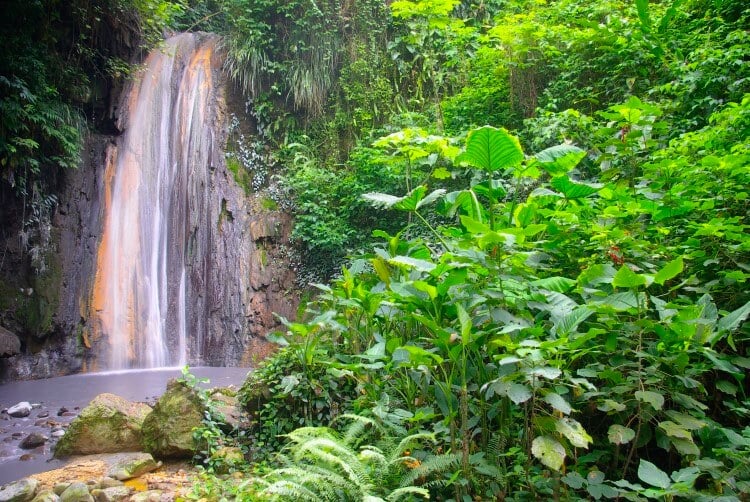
[
  {"xmin": 543, "ymin": 392, "xmax": 572, "ymax": 415},
  {"xmin": 507, "ymin": 383, "xmax": 532, "ymax": 404},
  {"xmin": 532, "ymin": 436, "xmax": 566, "ymax": 471},
  {"xmin": 535, "ymin": 144, "xmax": 587, "ymax": 177},
  {"xmin": 658, "ymin": 421, "xmax": 692, "ymax": 440},
  {"xmin": 654, "ymin": 256, "xmax": 684, "ymax": 285},
  {"xmin": 638, "ymin": 460, "xmax": 670, "ymax": 489},
  {"xmin": 608, "ymin": 424, "xmax": 636, "ymax": 445},
  {"xmin": 388, "ymin": 256, "xmax": 436, "ymax": 272},
  {"xmin": 591, "ymin": 291, "xmax": 645, "ymax": 311},
  {"xmin": 612, "ymin": 265, "xmax": 647, "ymax": 288},
  {"xmin": 635, "ymin": 390, "xmax": 665, "ymax": 410},
  {"xmin": 556, "ymin": 418, "xmax": 592, "ymax": 448},
  {"xmin": 362, "ymin": 192, "xmax": 403, "ymax": 209},
  {"xmin": 712, "ymin": 300, "xmax": 750, "ymax": 343},
  {"xmin": 456, "ymin": 126, "xmax": 524, "ymax": 172},
  {"xmin": 362, "ymin": 186, "xmax": 442, "ymax": 212},
  {"xmin": 531, "ymin": 276, "xmax": 576, "ymax": 293},
  {"xmin": 550, "ymin": 175, "xmax": 601, "ymax": 199}
]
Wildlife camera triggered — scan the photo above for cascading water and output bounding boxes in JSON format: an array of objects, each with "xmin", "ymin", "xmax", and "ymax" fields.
[{"xmin": 90, "ymin": 33, "xmax": 220, "ymax": 370}]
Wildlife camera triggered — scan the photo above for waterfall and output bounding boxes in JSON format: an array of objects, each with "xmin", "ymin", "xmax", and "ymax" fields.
[{"xmin": 90, "ymin": 33, "xmax": 220, "ymax": 370}]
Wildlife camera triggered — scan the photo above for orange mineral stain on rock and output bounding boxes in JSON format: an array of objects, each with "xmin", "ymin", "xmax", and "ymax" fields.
[{"xmin": 88, "ymin": 34, "xmax": 220, "ymax": 370}]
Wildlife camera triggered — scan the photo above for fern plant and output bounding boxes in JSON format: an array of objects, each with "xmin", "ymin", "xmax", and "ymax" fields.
[{"xmin": 258, "ymin": 414, "xmax": 460, "ymax": 501}]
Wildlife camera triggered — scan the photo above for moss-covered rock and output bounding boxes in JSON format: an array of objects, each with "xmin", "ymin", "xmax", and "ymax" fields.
[
  {"xmin": 54, "ymin": 394, "xmax": 152, "ymax": 457},
  {"xmin": 141, "ymin": 379, "xmax": 204, "ymax": 458},
  {"xmin": 104, "ymin": 453, "xmax": 161, "ymax": 481},
  {"xmin": 30, "ymin": 491, "xmax": 60, "ymax": 502},
  {"xmin": 58, "ymin": 482, "xmax": 92, "ymax": 502},
  {"xmin": 89, "ymin": 486, "xmax": 130, "ymax": 502},
  {"xmin": 0, "ymin": 478, "xmax": 39, "ymax": 502}
]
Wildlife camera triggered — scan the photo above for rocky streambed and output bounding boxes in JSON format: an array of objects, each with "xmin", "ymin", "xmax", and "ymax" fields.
[{"xmin": 0, "ymin": 367, "xmax": 249, "ymax": 500}]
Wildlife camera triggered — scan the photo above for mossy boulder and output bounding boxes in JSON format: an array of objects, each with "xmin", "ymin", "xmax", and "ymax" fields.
[
  {"xmin": 54, "ymin": 394, "xmax": 152, "ymax": 457},
  {"xmin": 30, "ymin": 490, "xmax": 59, "ymax": 502},
  {"xmin": 0, "ymin": 478, "xmax": 39, "ymax": 502},
  {"xmin": 141, "ymin": 379, "xmax": 204, "ymax": 458},
  {"xmin": 58, "ymin": 483, "xmax": 92, "ymax": 502},
  {"xmin": 105, "ymin": 453, "xmax": 161, "ymax": 481}
]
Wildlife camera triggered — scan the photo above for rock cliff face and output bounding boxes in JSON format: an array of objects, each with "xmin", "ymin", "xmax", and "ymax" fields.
[{"xmin": 0, "ymin": 33, "xmax": 298, "ymax": 381}]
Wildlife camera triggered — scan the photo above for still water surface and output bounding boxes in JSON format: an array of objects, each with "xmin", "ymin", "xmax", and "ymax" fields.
[{"xmin": 0, "ymin": 367, "xmax": 250, "ymax": 485}]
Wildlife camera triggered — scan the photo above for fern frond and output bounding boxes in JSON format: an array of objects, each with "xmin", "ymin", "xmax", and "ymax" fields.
[
  {"xmin": 261, "ymin": 479, "xmax": 321, "ymax": 501},
  {"xmin": 386, "ymin": 486, "xmax": 430, "ymax": 501},
  {"xmin": 292, "ymin": 438, "xmax": 370, "ymax": 490},
  {"xmin": 399, "ymin": 453, "xmax": 462, "ymax": 488},
  {"xmin": 390, "ymin": 432, "xmax": 436, "ymax": 462},
  {"xmin": 336, "ymin": 413, "xmax": 380, "ymax": 446}
]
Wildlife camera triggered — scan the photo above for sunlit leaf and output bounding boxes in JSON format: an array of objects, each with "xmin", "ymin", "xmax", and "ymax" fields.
[
  {"xmin": 608, "ymin": 424, "xmax": 636, "ymax": 445},
  {"xmin": 535, "ymin": 144, "xmax": 587, "ymax": 176},
  {"xmin": 362, "ymin": 192, "xmax": 403, "ymax": 208},
  {"xmin": 658, "ymin": 421, "xmax": 692, "ymax": 440},
  {"xmin": 654, "ymin": 256, "xmax": 684, "ymax": 285},
  {"xmin": 416, "ymin": 188, "xmax": 446, "ymax": 209},
  {"xmin": 556, "ymin": 418, "xmax": 592, "ymax": 448},
  {"xmin": 531, "ymin": 276, "xmax": 576, "ymax": 293},
  {"xmin": 550, "ymin": 175, "xmax": 601, "ymax": 199},
  {"xmin": 532, "ymin": 435, "xmax": 566, "ymax": 471},
  {"xmin": 613, "ymin": 265, "xmax": 647, "ymax": 288},
  {"xmin": 456, "ymin": 126, "xmax": 524, "ymax": 172},
  {"xmin": 388, "ymin": 256, "xmax": 436, "ymax": 272}
]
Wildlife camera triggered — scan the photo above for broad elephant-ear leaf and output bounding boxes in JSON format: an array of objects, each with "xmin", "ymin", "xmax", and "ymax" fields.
[
  {"xmin": 472, "ymin": 178, "xmax": 507, "ymax": 199},
  {"xmin": 362, "ymin": 192, "xmax": 404, "ymax": 209},
  {"xmin": 456, "ymin": 126, "xmax": 524, "ymax": 172},
  {"xmin": 535, "ymin": 144, "xmax": 587, "ymax": 177},
  {"xmin": 394, "ymin": 186, "xmax": 427, "ymax": 211},
  {"xmin": 550, "ymin": 175, "xmax": 601, "ymax": 199},
  {"xmin": 416, "ymin": 188, "xmax": 446, "ymax": 209},
  {"xmin": 445, "ymin": 190, "xmax": 485, "ymax": 222},
  {"xmin": 362, "ymin": 186, "xmax": 430, "ymax": 212}
]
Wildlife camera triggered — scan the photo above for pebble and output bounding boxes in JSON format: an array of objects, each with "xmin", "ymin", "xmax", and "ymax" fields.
[
  {"xmin": 57, "ymin": 407, "xmax": 68, "ymax": 417},
  {"xmin": 52, "ymin": 430, "xmax": 66, "ymax": 438},
  {"xmin": 19, "ymin": 453, "xmax": 34, "ymax": 461},
  {"xmin": 37, "ymin": 411, "xmax": 50, "ymax": 418}
]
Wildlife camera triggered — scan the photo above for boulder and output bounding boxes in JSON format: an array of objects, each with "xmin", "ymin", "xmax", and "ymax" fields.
[
  {"xmin": 52, "ymin": 485, "xmax": 69, "ymax": 496},
  {"xmin": 93, "ymin": 480, "xmax": 121, "ymax": 490},
  {"xmin": 7, "ymin": 402, "xmax": 32, "ymax": 418},
  {"xmin": 59, "ymin": 482, "xmax": 92, "ymax": 502},
  {"xmin": 0, "ymin": 326, "xmax": 21, "ymax": 357},
  {"xmin": 30, "ymin": 491, "xmax": 59, "ymax": 502},
  {"xmin": 89, "ymin": 486, "xmax": 131, "ymax": 502},
  {"xmin": 208, "ymin": 391, "xmax": 242, "ymax": 430},
  {"xmin": 105, "ymin": 452, "xmax": 161, "ymax": 481},
  {"xmin": 141, "ymin": 380, "xmax": 204, "ymax": 458},
  {"xmin": 0, "ymin": 478, "xmax": 39, "ymax": 502},
  {"xmin": 128, "ymin": 491, "xmax": 161, "ymax": 502},
  {"xmin": 54, "ymin": 394, "xmax": 151, "ymax": 457},
  {"xmin": 20, "ymin": 433, "xmax": 47, "ymax": 449},
  {"xmin": 209, "ymin": 446, "xmax": 245, "ymax": 474}
]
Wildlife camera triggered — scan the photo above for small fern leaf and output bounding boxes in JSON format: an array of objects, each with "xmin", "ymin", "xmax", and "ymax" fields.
[{"xmin": 386, "ymin": 486, "xmax": 430, "ymax": 501}]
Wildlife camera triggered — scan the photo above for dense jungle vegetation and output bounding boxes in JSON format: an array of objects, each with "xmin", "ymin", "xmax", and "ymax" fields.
[{"xmin": 2, "ymin": 0, "xmax": 750, "ymax": 499}]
